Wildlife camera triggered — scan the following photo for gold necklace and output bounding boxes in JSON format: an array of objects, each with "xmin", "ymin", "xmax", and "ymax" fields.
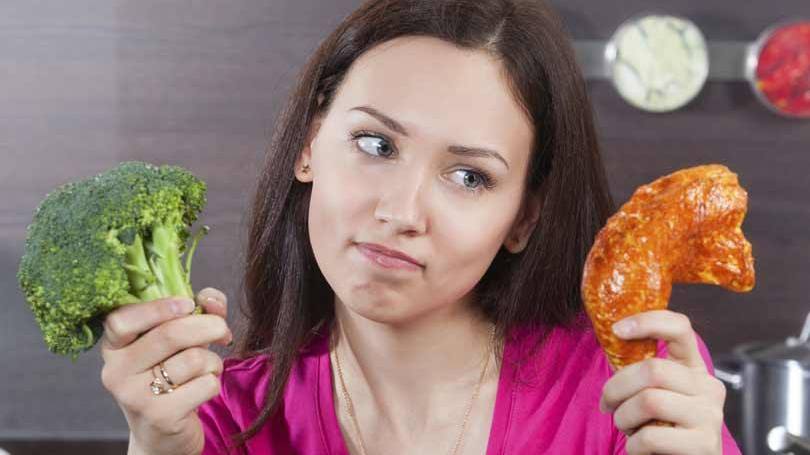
[{"xmin": 331, "ymin": 323, "xmax": 496, "ymax": 455}]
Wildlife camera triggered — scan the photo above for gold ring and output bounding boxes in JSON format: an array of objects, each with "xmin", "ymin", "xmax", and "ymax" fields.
[
  {"xmin": 150, "ymin": 363, "xmax": 175, "ymax": 395},
  {"xmin": 159, "ymin": 361, "xmax": 176, "ymax": 388}
]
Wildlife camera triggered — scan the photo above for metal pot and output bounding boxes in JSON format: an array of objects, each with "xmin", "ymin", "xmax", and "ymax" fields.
[{"xmin": 715, "ymin": 313, "xmax": 810, "ymax": 454}]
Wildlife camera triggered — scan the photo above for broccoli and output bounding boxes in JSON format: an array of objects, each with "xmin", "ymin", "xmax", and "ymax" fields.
[{"xmin": 17, "ymin": 161, "xmax": 209, "ymax": 361}]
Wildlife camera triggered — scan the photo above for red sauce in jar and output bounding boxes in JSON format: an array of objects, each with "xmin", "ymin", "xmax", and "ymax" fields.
[{"xmin": 754, "ymin": 21, "xmax": 810, "ymax": 118}]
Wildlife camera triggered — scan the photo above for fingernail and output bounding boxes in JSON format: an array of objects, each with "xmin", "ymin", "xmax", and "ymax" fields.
[
  {"xmin": 612, "ymin": 319, "xmax": 637, "ymax": 338},
  {"xmin": 204, "ymin": 296, "xmax": 223, "ymax": 308},
  {"xmin": 172, "ymin": 298, "xmax": 196, "ymax": 315}
]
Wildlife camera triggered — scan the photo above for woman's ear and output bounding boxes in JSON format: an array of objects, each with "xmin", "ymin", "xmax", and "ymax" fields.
[
  {"xmin": 504, "ymin": 191, "xmax": 542, "ymax": 254},
  {"xmin": 294, "ymin": 105, "xmax": 325, "ymax": 183},
  {"xmin": 294, "ymin": 140, "xmax": 314, "ymax": 183}
]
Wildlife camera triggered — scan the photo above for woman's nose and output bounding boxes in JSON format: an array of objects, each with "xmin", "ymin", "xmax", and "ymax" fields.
[{"xmin": 373, "ymin": 173, "xmax": 428, "ymax": 235}]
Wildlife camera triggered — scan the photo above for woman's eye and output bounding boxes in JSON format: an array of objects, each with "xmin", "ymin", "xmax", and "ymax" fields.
[
  {"xmin": 449, "ymin": 169, "xmax": 491, "ymax": 192},
  {"xmin": 352, "ymin": 132, "xmax": 395, "ymax": 158},
  {"xmin": 350, "ymin": 130, "xmax": 496, "ymax": 194}
]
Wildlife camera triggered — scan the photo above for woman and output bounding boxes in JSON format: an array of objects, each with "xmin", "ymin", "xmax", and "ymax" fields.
[{"xmin": 100, "ymin": 0, "xmax": 741, "ymax": 453}]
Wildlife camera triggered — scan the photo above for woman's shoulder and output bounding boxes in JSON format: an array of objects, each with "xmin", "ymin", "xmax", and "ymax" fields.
[
  {"xmin": 212, "ymin": 353, "xmax": 275, "ymax": 418},
  {"xmin": 218, "ymin": 352, "xmax": 274, "ymax": 389},
  {"xmin": 222, "ymin": 353, "xmax": 272, "ymax": 375},
  {"xmin": 216, "ymin": 354, "xmax": 267, "ymax": 396},
  {"xmin": 497, "ymin": 313, "xmax": 622, "ymax": 452},
  {"xmin": 218, "ymin": 329, "xmax": 330, "ymax": 400},
  {"xmin": 507, "ymin": 310, "xmax": 719, "ymax": 378},
  {"xmin": 508, "ymin": 312, "xmax": 607, "ymax": 364},
  {"xmin": 197, "ymin": 353, "xmax": 275, "ymax": 453},
  {"xmin": 198, "ymin": 329, "xmax": 330, "ymax": 446}
]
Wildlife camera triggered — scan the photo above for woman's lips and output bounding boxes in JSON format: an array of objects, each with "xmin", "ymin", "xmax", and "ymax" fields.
[{"xmin": 356, "ymin": 243, "xmax": 423, "ymax": 271}]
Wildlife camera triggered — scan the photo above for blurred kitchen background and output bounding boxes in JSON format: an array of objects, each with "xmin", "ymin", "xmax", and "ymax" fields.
[{"xmin": 1, "ymin": 0, "xmax": 809, "ymax": 454}]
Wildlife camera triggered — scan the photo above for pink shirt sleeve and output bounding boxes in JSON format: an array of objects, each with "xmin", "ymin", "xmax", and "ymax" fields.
[
  {"xmin": 197, "ymin": 382, "xmax": 245, "ymax": 455},
  {"xmin": 611, "ymin": 330, "xmax": 742, "ymax": 454},
  {"xmin": 198, "ymin": 356, "xmax": 267, "ymax": 455},
  {"xmin": 198, "ymin": 383, "xmax": 245, "ymax": 455}
]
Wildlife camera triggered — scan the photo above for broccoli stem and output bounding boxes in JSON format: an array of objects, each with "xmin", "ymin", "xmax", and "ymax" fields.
[
  {"xmin": 185, "ymin": 225, "xmax": 209, "ymax": 284},
  {"xmin": 123, "ymin": 223, "xmax": 200, "ymax": 304},
  {"xmin": 123, "ymin": 233, "xmax": 163, "ymax": 302},
  {"xmin": 146, "ymin": 224, "xmax": 194, "ymax": 299}
]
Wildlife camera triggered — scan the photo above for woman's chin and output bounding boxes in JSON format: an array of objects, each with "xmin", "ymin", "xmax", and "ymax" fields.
[{"xmin": 339, "ymin": 291, "xmax": 425, "ymax": 326}]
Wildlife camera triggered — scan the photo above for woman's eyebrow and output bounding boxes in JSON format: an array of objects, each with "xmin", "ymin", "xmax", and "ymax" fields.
[{"xmin": 348, "ymin": 105, "xmax": 510, "ymax": 171}]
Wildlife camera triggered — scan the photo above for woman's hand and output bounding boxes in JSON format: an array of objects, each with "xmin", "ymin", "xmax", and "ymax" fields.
[
  {"xmin": 99, "ymin": 288, "xmax": 232, "ymax": 455},
  {"xmin": 599, "ymin": 309, "xmax": 727, "ymax": 455}
]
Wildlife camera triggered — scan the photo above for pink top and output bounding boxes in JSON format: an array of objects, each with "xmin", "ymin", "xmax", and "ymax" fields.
[{"xmin": 199, "ymin": 313, "xmax": 741, "ymax": 454}]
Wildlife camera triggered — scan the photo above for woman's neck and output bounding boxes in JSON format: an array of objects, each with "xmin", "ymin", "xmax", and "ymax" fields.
[{"xmin": 329, "ymin": 297, "xmax": 501, "ymax": 441}]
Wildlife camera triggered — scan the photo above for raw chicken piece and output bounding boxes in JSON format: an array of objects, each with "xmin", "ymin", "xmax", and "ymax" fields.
[{"xmin": 583, "ymin": 164, "xmax": 755, "ymax": 370}]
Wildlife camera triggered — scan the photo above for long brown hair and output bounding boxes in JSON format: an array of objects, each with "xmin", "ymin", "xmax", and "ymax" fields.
[{"xmin": 228, "ymin": 0, "xmax": 614, "ymax": 449}]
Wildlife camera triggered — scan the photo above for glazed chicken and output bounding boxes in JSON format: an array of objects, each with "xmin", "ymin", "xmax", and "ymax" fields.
[{"xmin": 582, "ymin": 164, "xmax": 755, "ymax": 371}]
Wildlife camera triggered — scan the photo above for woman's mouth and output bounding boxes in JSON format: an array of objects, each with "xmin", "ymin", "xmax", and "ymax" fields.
[{"xmin": 355, "ymin": 243, "xmax": 424, "ymax": 271}]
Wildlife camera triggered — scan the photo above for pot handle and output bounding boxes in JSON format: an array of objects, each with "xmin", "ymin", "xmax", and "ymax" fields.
[
  {"xmin": 768, "ymin": 426, "xmax": 810, "ymax": 454},
  {"xmin": 713, "ymin": 356, "xmax": 743, "ymax": 390},
  {"xmin": 786, "ymin": 312, "xmax": 810, "ymax": 346}
]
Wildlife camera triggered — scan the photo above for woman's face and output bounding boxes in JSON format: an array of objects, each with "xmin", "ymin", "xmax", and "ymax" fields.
[{"xmin": 296, "ymin": 36, "xmax": 538, "ymax": 326}]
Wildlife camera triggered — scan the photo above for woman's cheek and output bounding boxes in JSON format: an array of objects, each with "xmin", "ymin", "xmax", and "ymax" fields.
[
  {"xmin": 432, "ymin": 212, "xmax": 506, "ymax": 287},
  {"xmin": 312, "ymin": 158, "xmax": 366, "ymax": 220}
]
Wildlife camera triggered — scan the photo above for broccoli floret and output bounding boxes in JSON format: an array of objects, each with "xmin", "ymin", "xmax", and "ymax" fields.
[{"xmin": 17, "ymin": 161, "xmax": 209, "ymax": 361}]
